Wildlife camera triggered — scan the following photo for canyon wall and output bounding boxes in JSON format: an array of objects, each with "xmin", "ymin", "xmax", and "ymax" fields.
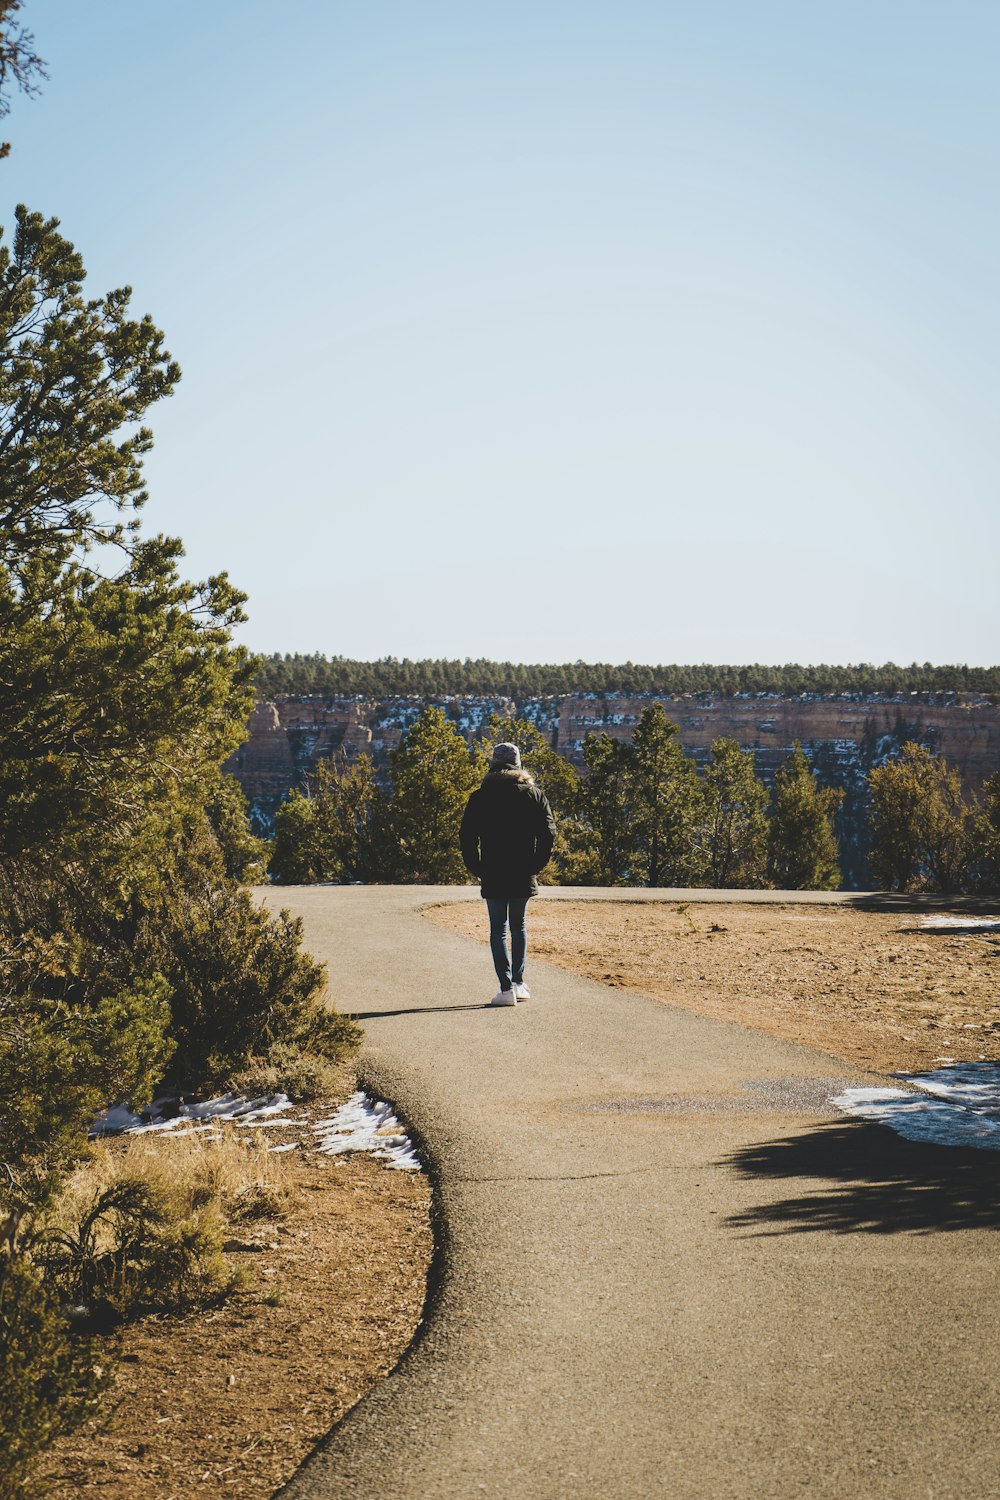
[
  {"xmin": 227, "ymin": 691, "xmax": 1000, "ymax": 836},
  {"xmin": 555, "ymin": 693, "xmax": 1000, "ymax": 781}
]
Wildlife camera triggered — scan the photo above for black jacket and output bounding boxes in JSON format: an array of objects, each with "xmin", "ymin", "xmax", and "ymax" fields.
[{"xmin": 459, "ymin": 770, "xmax": 556, "ymax": 898}]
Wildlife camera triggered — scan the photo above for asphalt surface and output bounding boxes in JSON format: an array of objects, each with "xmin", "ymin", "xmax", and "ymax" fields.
[{"xmin": 267, "ymin": 886, "xmax": 1000, "ymax": 1500}]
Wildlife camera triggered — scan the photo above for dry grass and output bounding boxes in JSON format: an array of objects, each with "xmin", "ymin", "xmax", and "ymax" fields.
[
  {"xmin": 49, "ymin": 1128, "xmax": 296, "ymax": 1242},
  {"xmin": 33, "ymin": 1127, "xmax": 303, "ymax": 1330}
]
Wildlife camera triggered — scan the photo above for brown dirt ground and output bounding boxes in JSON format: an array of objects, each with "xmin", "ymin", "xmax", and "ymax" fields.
[
  {"xmin": 427, "ymin": 899, "xmax": 1000, "ymax": 1074},
  {"xmin": 40, "ymin": 1106, "xmax": 432, "ymax": 1500}
]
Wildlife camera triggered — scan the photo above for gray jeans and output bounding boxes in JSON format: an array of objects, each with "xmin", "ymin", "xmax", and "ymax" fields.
[{"xmin": 486, "ymin": 897, "xmax": 528, "ymax": 990}]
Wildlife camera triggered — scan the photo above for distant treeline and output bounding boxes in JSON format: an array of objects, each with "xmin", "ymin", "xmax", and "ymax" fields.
[{"xmin": 256, "ymin": 655, "xmax": 1000, "ymax": 700}]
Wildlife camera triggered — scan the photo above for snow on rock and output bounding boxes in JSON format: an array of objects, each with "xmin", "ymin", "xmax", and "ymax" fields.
[
  {"xmin": 312, "ymin": 1091, "xmax": 421, "ymax": 1171},
  {"xmin": 833, "ymin": 1063, "xmax": 1000, "ymax": 1151},
  {"xmin": 918, "ymin": 915, "xmax": 1000, "ymax": 930}
]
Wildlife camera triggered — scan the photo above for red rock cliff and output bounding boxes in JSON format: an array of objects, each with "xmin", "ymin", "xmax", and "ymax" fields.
[{"xmin": 226, "ymin": 691, "xmax": 1000, "ymax": 830}]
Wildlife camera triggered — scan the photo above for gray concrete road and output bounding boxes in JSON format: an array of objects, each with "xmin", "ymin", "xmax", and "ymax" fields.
[{"xmin": 267, "ymin": 887, "xmax": 1000, "ymax": 1500}]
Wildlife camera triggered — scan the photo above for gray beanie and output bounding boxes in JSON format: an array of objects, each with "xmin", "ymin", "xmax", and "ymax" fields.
[{"xmin": 490, "ymin": 742, "xmax": 521, "ymax": 770}]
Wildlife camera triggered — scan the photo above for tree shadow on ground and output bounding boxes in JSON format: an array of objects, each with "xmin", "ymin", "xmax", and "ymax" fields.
[
  {"xmin": 847, "ymin": 892, "xmax": 1000, "ymax": 914},
  {"xmin": 721, "ymin": 1121, "xmax": 1000, "ymax": 1236}
]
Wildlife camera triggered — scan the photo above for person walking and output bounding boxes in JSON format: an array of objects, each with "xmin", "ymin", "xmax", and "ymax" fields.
[{"xmin": 459, "ymin": 742, "xmax": 557, "ymax": 1006}]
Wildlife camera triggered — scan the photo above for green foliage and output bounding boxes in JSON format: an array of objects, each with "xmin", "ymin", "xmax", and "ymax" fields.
[
  {"xmin": 0, "ymin": 203, "xmax": 343, "ymax": 1487},
  {"xmin": 576, "ymin": 709, "xmax": 710, "ymax": 886},
  {"xmin": 256, "ymin": 653, "xmax": 1000, "ymax": 701},
  {"xmin": 390, "ymin": 706, "xmax": 485, "ymax": 883},
  {"xmin": 0, "ymin": 978, "xmax": 175, "ymax": 1220},
  {"xmin": 231, "ymin": 1043, "xmax": 353, "ymax": 1105},
  {"xmin": 703, "ymin": 738, "xmax": 769, "ymax": 888},
  {"xmin": 628, "ymin": 706, "xmax": 709, "ymax": 887},
  {"xmin": 577, "ymin": 708, "xmax": 709, "ymax": 887},
  {"xmin": 970, "ymin": 775, "xmax": 1000, "ymax": 894},
  {"xmin": 0, "ymin": 546, "xmax": 253, "ymax": 873},
  {"xmin": 265, "ymin": 709, "xmax": 792, "ymax": 892},
  {"xmin": 579, "ymin": 734, "xmax": 634, "ymax": 884},
  {"xmin": 269, "ymin": 757, "xmax": 400, "ymax": 886},
  {"xmin": 768, "ymin": 743, "xmax": 842, "ymax": 890},
  {"xmin": 868, "ymin": 743, "xmax": 977, "ymax": 892},
  {"xmin": 206, "ymin": 775, "xmax": 269, "ymax": 883},
  {"xmin": 270, "ymin": 789, "xmax": 321, "ymax": 884},
  {"xmin": 311, "ymin": 755, "xmax": 399, "ymax": 883},
  {"xmin": 262, "ymin": 694, "xmax": 1000, "ymax": 898},
  {"xmin": 0, "ymin": 1254, "xmax": 106, "ymax": 1500},
  {"xmin": 0, "ymin": 205, "xmax": 181, "ymax": 570},
  {"xmin": 264, "ymin": 705, "xmax": 998, "ymax": 898},
  {"xmin": 271, "ymin": 716, "xmax": 595, "ymax": 887},
  {"xmin": 138, "ymin": 885, "xmax": 337, "ymax": 1091},
  {"xmin": 0, "ymin": 994, "xmax": 99, "ymax": 1215}
]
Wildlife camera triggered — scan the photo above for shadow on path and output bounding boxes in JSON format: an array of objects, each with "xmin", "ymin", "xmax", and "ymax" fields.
[
  {"xmin": 721, "ymin": 1120, "xmax": 1000, "ymax": 1236},
  {"xmin": 349, "ymin": 1002, "xmax": 489, "ymax": 1020}
]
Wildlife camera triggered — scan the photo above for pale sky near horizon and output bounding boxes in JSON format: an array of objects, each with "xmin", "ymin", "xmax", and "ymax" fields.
[{"xmin": 4, "ymin": 2, "xmax": 998, "ymax": 664}]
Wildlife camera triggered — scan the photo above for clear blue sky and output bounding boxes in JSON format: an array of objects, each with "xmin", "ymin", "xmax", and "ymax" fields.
[{"xmin": 5, "ymin": 1, "xmax": 998, "ymax": 664}]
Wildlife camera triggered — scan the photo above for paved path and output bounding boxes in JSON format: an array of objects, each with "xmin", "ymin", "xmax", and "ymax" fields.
[{"xmin": 269, "ymin": 887, "xmax": 1000, "ymax": 1500}]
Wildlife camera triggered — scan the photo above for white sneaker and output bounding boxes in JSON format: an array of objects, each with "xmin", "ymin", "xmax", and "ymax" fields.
[
  {"xmin": 513, "ymin": 982, "xmax": 530, "ymax": 1000},
  {"xmin": 489, "ymin": 988, "xmax": 517, "ymax": 1007}
]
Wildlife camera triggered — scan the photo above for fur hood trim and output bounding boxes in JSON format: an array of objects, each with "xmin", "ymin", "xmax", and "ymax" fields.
[{"xmin": 481, "ymin": 766, "xmax": 535, "ymax": 788}]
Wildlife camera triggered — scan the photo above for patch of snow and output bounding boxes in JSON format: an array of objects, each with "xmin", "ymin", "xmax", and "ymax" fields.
[
  {"xmin": 833, "ymin": 1062, "xmax": 1000, "ymax": 1151},
  {"xmin": 908, "ymin": 1061, "xmax": 1000, "ymax": 1112},
  {"xmin": 918, "ymin": 915, "xmax": 1000, "ymax": 931},
  {"xmin": 92, "ymin": 1093, "xmax": 297, "ymax": 1137},
  {"xmin": 313, "ymin": 1091, "xmax": 421, "ymax": 1171},
  {"xmin": 92, "ymin": 1086, "xmax": 424, "ymax": 1174}
]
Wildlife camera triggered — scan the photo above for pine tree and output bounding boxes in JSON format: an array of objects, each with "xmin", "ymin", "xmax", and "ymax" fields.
[
  {"xmin": 206, "ymin": 774, "xmax": 270, "ymax": 883},
  {"xmin": 0, "ymin": 204, "xmax": 341, "ymax": 1174},
  {"xmin": 704, "ymin": 738, "xmax": 770, "ymax": 887},
  {"xmin": 251, "ymin": 655, "xmax": 1000, "ymax": 700},
  {"xmin": 868, "ymin": 743, "xmax": 975, "ymax": 892},
  {"xmin": 580, "ymin": 733, "xmax": 635, "ymax": 884},
  {"xmin": 767, "ymin": 743, "xmax": 842, "ymax": 890},
  {"xmin": 269, "ymin": 790, "xmax": 321, "ymax": 884},
  {"xmin": 970, "ymin": 774, "xmax": 1000, "ymax": 894},
  {"xmin": 1, "ymin": 202, "xmax": 349, "ymax": 1488},
  {"xmin": 390, "ymin": 706, "xmax": 485, "ymax": 883},
  {"xmin": 311, "ymin": 754, "xmax": 399, "ymax": 883},
  {"xmin": 628, "ymin": 705, "xmax": 708, "ymax": 887}
]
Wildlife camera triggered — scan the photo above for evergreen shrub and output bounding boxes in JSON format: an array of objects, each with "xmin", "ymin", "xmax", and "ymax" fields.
[{"xmin": 0, "ymin": 1256, "xmax": 108, "ymax": 1500}]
